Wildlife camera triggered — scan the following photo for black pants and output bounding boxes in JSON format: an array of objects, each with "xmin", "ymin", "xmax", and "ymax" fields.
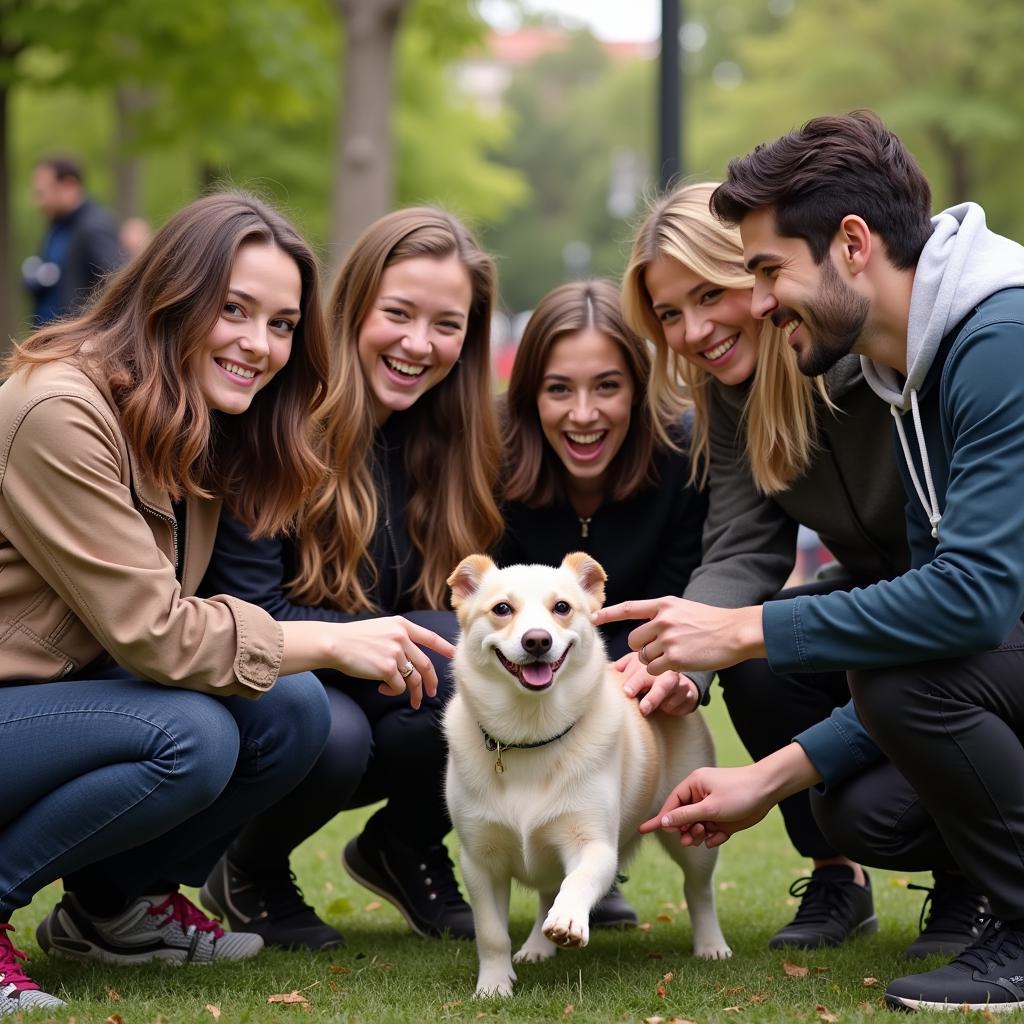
[
  {"xmin": 822, "ymin": 619, "xmax": 1024, "ymax": 921},
  {"xmin": 718, "ymin": 577, "xmax": 860, "ymax": 861},
  {"xmin": 229, "ymin": 610, "xmax": 457, "ymax": 871}
]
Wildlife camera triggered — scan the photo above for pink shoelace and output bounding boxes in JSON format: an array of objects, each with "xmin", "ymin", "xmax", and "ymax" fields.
[
  {"xmin": 0, "ymin": 924, "xmax": 40, "ymax": 992},
  {"xmin": 147, "ymin": 892, "xmax": 224, "ymax": 938}
]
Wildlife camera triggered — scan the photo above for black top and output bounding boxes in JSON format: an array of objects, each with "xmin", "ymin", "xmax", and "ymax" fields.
[{"xmin": 495, "ymin": 427, "xmax": 708, "ymax": 659}]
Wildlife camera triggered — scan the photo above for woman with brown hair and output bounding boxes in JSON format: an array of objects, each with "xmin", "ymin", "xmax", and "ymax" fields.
[
  {"xmin": 0, "ymin": 192, "xmax": 454, "ymax": 1011},
  {"xmin": 198, "ymin": 206, "xmax": 503, "ymax": 950},
  {"xmin": 496, "ymin": 278, "xmax": 708, "ymax": 926},
  {"xmin": 616, "ymin": 182, "xmax": 983, "ymax": 958}
]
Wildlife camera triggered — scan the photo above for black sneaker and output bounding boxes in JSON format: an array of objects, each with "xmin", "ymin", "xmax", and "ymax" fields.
[
  {"xmin": 342, "ymin": 830, "xmax": 474, "ymax": 940},
  {"xmin": 886, "ymin": 917, "xmax": 1024, "ymax": 1012},
  {"xmin": 199, "ymin": 855, "xmax": 344, "ymax": 951},
  {"xmin": 768, "ymin": 866, "xmax": 879, "ymax": 949},
  {"xmin": 904, "ymin": 872, "xmax": 990, "ymax": 960},
  {"xmin": 590, "ymin": 885, "xmax": 638, "ymax": 929}
]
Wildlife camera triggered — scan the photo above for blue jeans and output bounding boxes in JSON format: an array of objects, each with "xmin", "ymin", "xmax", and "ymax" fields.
[{"xmin": 0, "ymin": 670, "xmax": 329, "ymax": 919}]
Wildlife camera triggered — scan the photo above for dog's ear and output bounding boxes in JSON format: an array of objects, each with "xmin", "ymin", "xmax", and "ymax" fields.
[
  {"xmin": 562, "ymin": 552, "xmax": 607, "ymax": 608},
  {"xmin": 447, "ymin": 554, "xmax": 496, "ymax": 609}
]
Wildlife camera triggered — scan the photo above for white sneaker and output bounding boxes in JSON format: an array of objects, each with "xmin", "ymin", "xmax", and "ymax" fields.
[{"xmin": 0, "ymin": 923, "xmax": 64, "ymax": 1015}]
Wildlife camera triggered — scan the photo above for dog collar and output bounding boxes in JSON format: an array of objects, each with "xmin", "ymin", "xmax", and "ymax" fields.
[{"xmin": 480, "ymin": 722, "xmax": 576, "ymax": 775}]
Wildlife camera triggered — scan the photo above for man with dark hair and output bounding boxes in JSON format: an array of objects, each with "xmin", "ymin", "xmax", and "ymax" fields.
[
  {"xmin": 597, "ymin": 110, "xmax": 1024, "ymax": 1012},
  {"xmin": 23, "ymin": 156, "xmax": 122, "ymax": 325}
]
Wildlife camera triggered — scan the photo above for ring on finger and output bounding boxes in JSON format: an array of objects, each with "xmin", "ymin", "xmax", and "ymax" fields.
[
  {"xmin": 640, "ymin": 643, "xmax": 651, "ymax": 665},
  {"xmin": 399, "ymin": 660, "xmax": 415, "ymax": 679}
]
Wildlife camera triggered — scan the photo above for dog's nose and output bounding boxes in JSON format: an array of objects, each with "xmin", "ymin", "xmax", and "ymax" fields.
[{"xmin": 521, "ymin": 629, "xmax": 552, "ymax": 655}]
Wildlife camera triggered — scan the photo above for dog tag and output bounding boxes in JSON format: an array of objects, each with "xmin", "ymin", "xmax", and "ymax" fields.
[{"xmin": 494, "ymin": 742, "xmax": 505, "ymax": 774}]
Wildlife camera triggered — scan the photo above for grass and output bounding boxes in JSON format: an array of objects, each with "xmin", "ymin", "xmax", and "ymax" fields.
[{"xmin": 11, "ymin": 695, "xmax": 981, "ymax": 1024}]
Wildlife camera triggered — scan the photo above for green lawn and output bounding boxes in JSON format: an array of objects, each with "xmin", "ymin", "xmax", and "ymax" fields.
[{"xmin": 12, "ymin": 695, "xmax": 971, "ymax": 1023}]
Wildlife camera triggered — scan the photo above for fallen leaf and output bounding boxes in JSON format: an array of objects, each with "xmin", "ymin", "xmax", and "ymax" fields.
[
  {"xmin": 863, "ymin": 977, "xmax": 879, "ymax": 987},
  {"xmin": 108, "ymin": 990, "xmax": 122, "ymax": 1002},
  {"xmin": 783, "ymin": 961, "xmax": 809, "ymax": 978},
  {"xmin": 889, "ymin": 877, "xmax": 910, "ymax": 887},
  {"xmin": 657, "ymin": 985, "xmax": 667, "ymax": 998},
  {"xmin": 364, "ymin": 900, "xmax": 382, "ymax": 912},
  {"xmin": 661, "ymin": 972, "xmax": 674, "ymax": 984},
  {"xmin": 719, "ymin": 880, "xmax": 737, "ymax": 890},
  {"xmin": 643, "ymin": 1017, "xmax": 665, "ymax": 1024},
  {"xmin": 105, "ymin": 1015, "xmax": 124, "ymax": 1024},
  {"xmin": 721, "ymin": 985, "xmax": 745, "ymax": 995},
  {"xmin": 668, "ymin": 1019, "xmax": 697, "ymax": 1024},
  {"xmin": 268, "ymin": 991, "xmax": 310, "ymax": 1006},
  {"xmin": 813, "ymin": 966, "xmax": 830, "ymax": 974},
  {"xmin": 638, "ymin": 922, "xmax": 652, "ymax": 932},
  {"xmin": 656, "ymin": 913, "xmax": 674, "ymax": 922},
  {"xmin": 206, "ymin": 1005, "xmax": 222, "ymax": 1020},
  {"xmin": 475, "ymin": 1014, "xmax": 486, "ymax": 1020},
  {"xmin": 816, "ymin": 1005, "xmax": 838, "ymax": 1022},
  {"xmin": 660, "ymin": 901, "xmax": 678, "ymax": 911},
  {"xmin": 563, "ymin": 1005, "xmax": 574, "ymax": 1017},
  {"xmin": 785, "ymin": 897, "xmax": 800, "ymax": 907},
  {"xmin": 723, "ymin": 1005, "xmax": 744, "ymax": 1013},
  {"xmin": 323, "ymin": 879, "xmax": 334, "ymax": 892},
  {"xmin": 329, "ymin": 964, "xmax": 351, "ymax": 974},
  {"xmin": 748, "ymin": 994, "xmax": 769, "ymax": 1004}
]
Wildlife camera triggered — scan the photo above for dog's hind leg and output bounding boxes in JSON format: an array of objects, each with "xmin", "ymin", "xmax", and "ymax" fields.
[
  {"xmin": 658, "ymin": 834, "xmax": 732, "ymax": 959},
  {"xmin": 461, "ymin": 849, "xmax": 517, "ymax": 997},
  {"xmin": 514, "ymin": 890, "xmax": 558, "ymax": 963},
  {"xmin": 542, "ymin": 840, "xmax": 617, "ymax": 950}
]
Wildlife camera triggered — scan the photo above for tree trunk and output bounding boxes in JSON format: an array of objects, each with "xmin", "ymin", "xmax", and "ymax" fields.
[
  {"xmin": 930, "ymin": 125, "xmax": 972, "ymax": 206},
  {"xmin": 330, "ymin": 0, "xmax": 408, "ymax": 267},
  {"xmin": 113, "ymin": 86, "xmax": 146, "ymax": 222},
  {"xmin": 0, "ymin": 80, "xmax": 15, "ymax": 351}
]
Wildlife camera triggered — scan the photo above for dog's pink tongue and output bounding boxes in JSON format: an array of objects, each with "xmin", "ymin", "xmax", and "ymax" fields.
[{"xmin": 520, "ymin": 662, "xmax": 553, "ymax": 687}]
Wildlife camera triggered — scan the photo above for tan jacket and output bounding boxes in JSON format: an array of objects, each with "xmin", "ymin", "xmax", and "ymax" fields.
[{"xmin": 0, "ymin": 359, "xmax": 283, "ymax": 696}]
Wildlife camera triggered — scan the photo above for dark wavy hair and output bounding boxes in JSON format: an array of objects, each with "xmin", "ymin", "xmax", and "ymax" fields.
[
  {"xmin": 6, "ymin": 191, "xmax": 329, "ymax": 536},
  {"xmin": 712, "ymin": 110, "xmax": 933, "ymax": 270}
]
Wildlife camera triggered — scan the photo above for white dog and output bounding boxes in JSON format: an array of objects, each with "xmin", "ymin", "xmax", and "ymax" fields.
[{"xmin": 444, "ymin": 552, "xmax": 731, "ymax": 998}]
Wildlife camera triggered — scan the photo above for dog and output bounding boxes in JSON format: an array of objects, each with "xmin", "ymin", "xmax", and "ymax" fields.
[{"xmin": 444, "ymin": 552, "xmax": 731, "ymax": 998}]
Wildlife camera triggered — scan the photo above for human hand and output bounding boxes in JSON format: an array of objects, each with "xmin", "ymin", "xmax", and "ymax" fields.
[
  {"xmin": 594, "ymin": 597, "xmax": 765, "ymax": 674},
  {"xmin": 331, "ymin": 616, "xmax": 454, "ymax": 708},
  {"xmin": 613, "ymin": 652, "xmax": 699, "ymax": 716},
  {"xmin": 637, "ymin": 765, "xmax": 778, "ymax": 848}
]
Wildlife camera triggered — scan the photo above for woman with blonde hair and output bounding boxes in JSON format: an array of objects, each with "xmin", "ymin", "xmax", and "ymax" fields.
[
  {"xmin": 0, "ymin": 192, "xmax": 454, "ymax": 1010},
  {"xmin": 619, "ymin": 182, "xmax": 969, "ymax": 955},
  {"xmin": 199, "ymin": 206, "xmax": 502, "ymax": 949}
]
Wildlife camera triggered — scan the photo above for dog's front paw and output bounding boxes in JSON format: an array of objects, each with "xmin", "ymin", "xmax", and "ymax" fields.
[
  {"xmin": 475, "ymin": 965, "xmax": 517, "ymax": 998},
  {"xmin": 694, "ymin": 939, "xmax": 732, "ymax": 960},
  {"xmin": 514, "ymin": 933, "xmax": 557, "ymax": 963},
  {"xmin": 542, "ymin": 905, "xmax": 590, "ymax": 949}
]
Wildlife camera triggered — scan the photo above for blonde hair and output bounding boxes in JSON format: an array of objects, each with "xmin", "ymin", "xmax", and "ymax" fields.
[
  {"xmin": 290, "ymin": 207, "xmax": 503, "ymax": 612},
  {"xmin": 622, "ymin": 182, "xmax": 828, "ymax": 494}
]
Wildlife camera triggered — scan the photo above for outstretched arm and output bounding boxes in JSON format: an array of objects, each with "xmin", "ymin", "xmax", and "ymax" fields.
[{"xmin": 638, "ymin": 743, "xmax": 820, "ymax": 848}]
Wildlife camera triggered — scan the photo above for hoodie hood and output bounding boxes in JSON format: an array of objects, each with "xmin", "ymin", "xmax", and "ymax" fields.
[{"xmin": 861, "ymin": 203, "xmax": 1024, "ymax": 409}]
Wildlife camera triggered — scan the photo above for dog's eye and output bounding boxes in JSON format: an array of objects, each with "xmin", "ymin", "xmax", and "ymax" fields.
[
  {"xmin": 553, "ymin": 600, "xmax": 572, "ymax": 616},
  {"xmin": 491, "ymin": 601, "xmax": 513, "ymax": 617}
]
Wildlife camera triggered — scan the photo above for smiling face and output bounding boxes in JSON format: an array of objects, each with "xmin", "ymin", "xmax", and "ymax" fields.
[
  {"xmin": 357, "ymin": 255, "xmax": 473, "ymax": 424},
  {"xmin": 536, "ymin": 328, "xmax": 635, "ymax": 500},
  {"xmin": 741, "ymin": 207, "xmax": 870, "ymax": 377},
  {"xmin": 643, "ymin": 254, "xmax": 760, "ymax": 386},
  {"xmin": 190, "ymin": 242, "xmax": 301, "ymax": 415}
]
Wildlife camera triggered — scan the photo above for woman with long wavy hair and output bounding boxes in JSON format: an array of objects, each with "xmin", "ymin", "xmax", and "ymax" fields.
[
  {"xmin": 198, "ymin": 206, "xmax": 502, "ymax": 950},
  {"xmin": 618, "ymin": 182, "xmax": 984, "ymax": 957},
  {"xmin": 0, "ymin": 192, "xmax": 454, "ymax": 1011}
]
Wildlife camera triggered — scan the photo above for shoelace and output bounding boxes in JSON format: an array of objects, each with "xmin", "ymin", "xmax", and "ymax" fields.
[
  {"xmin": 908, "ymin": 881, "xmax": 986, "ymax": 936},
  {"xmin": 418, "ymin": 845, "xmax": 469, "ymax": 909},
  {"xmin": 954, "ymin": 917, "xmax": 1024, "ymax": 973},
  {"xmin": 259, "ymin": 870, "xmax": 315, "ymax": 919},
  {"xmin": 0, "ymin": 924, "xmax": 40, "ymax": 993},
  {"xmin": 148, "ymin": 892, "xmax": 224, "ymax": 938},
  {"xmin": 787, "ymin": 875, "xmax": 857, "ymax": 924}
]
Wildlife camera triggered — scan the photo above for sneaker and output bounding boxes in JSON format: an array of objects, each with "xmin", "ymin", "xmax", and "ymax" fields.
[
  {"xmin": 0, "ymin": 924, "xmax": 64, "ymax": 1015},
  {"xmin": 904, "ymin": 872, "xmax": 990, "ymax": 960},
  {"xmin": 342, "ymin": 830, "xmax": 474, "ymax": 939},
  {"xmin": 590, "ymin": 884, "xmax": 638, "ymax": 929},
  {"xmin": 886, "ymin": 917, "xmax": 1024, "ymax": 1012},
  {"xmin": 200, "ymin": 855, "xmax": 344, "ymax": 951},
  {"xmin": 36, "ymin": 890, "xmax": 263, "ymax": 964},
  {"xmin": 768, "ymin": 866, "xmax": 879, "ymax": 949}
]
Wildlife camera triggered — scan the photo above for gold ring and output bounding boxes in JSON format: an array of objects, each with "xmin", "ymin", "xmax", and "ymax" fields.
[
  {"xmin": 400, "ymin": 660, "xmax": 415, "ymax": 679},
  {"xmin": 640, "ymin": 643, "xmax": 650, "ymax": 664}
]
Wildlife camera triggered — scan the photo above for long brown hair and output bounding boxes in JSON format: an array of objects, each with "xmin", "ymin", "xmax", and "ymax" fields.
[
  {"xmin": 291, "ymin": 207, "xmax": 503, "ymax": 612},
  {"xmin": 504, "ymin": 279, "xmax": 682, "ymax": 507},
  {"xmin": 623, "ymin": 182, "xmax": 827, "ymax": 495},
  {"xmin": 6, "ymin": 191, "xmax": 329, "ymax": 535}
]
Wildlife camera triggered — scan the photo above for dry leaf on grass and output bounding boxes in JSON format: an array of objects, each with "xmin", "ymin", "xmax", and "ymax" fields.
[
  {"xmin": 656, "ymin": 985, "xmax": 667, "ymax": 998},
  {"xmin": 329, "ymin": 964, "xmax": 351, "ymax": 974},
  {"xmin": 720, "ymin": 985, "xmax": 745, "ymax": 995},
  {"xmin": 723, "ymin": 1004, "xmax": 744, "ymax": 1013},
  {"xmin": 323, "ymin": 879, "xmax": 334, "ymax": 892},
  {"xmin": 816, "ymin": 1004, "xmax": 838, "ymax": 1022},
  {"xmin": 662, "ymin": 972, "xmax": 674, "ymax": 984},
  {"xmin": 643, "ymin": 1017, "xmax": 665, "ymax": 1024},
  {"xmin": 813, "ymin": 966, "xmax": 830, "ymax": 974},
  {"xmin": 719, "ymin": 881, "xmax": 737, "ymax": 890},
  {"xmin": 783, "ymin": 961, "xmax": 809, "ymax": 977},
  {"xmin": 656, "ymin": 913, "xmax": 674, "ymax": 922},
  {"xmin": 563, "ymin": 1004, "xmax": 574, "ymax": 1016},
  {"xmin": 638, "ymin": 922, "xmax": 652, "ymax": 932},
  {"xmin": 107, "ymin": 991, "xmax": 122, "ymax": 1002},
  {"xmin": 863, "ymin": 977, "xmax": 879, "ymax": 987},
  {"xmin": 364, "ymin": 900, "xmax": 383, "ymax": 912},
  {"xmin": 206, "ymin": 1005, "xmax": 222, "ymax": 1020},
  {"xmin": 268, "ymin": 991, "xmax": 310, "ymax": 1007},
  {"xmin": 105, "ymin": 1015, "xmax": 124, "ymax": 1024},
  {"xmin": 748, "ymin": 994, "xmax": 769, "ymax": 1004},
  {"xmin": 889, "ymin": 878, "xmax": 910, "ymax": 887}
]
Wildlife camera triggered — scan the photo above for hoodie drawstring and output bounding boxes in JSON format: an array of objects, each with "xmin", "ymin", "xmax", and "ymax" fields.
[{"xmin": 891, "ymin": 390, "xmax": 942, "ymax": 539}]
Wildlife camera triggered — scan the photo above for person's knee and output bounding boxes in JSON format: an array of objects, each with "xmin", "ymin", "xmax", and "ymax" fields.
[{"xmin": 251, "ymin": 672, "xmax": 332, "ymax": 765}]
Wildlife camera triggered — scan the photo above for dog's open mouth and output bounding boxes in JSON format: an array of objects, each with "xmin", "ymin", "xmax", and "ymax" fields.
[{"xmin": 495, "ymin": 646, "xmax": 571, "ymax": 691}]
